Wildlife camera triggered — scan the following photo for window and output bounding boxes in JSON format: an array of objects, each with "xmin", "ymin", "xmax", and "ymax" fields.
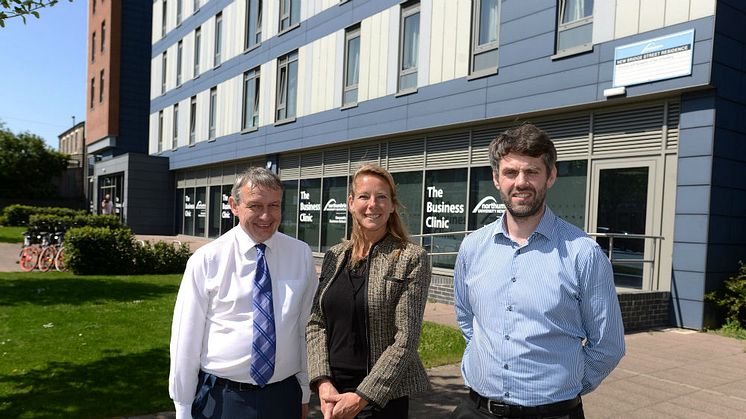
[
  {"xmin": 193, "ymin": 0, "xmax": 199, "ymax": 13},
  {"xmin": 101, "ymin": 20, "xmax": 106, "ymax": 52},
  {"xmin": 275, "ymin": 51, "xmax": 298, "ymax": 122},
  {"xmin": 172, "ymin": 103, "xmax": 179, "ymax": 149},
  {"xmin": 194, "ymin": 27, "xmax": 201, "ymax": 76},
  {"xmin": 208, "ymin": 87, "xmax": 217, "ymax": 139},
  {"xmin": 343, "ymin": 25, "xmax": 360, "ymax": 106},
  {"xmin": 162, "ymin": 0, "xmax": 168, "ymax": 37},
  {"xmin": 158, "ymin": 110, "xmax": 164, "ymax": 153},
  {"xmin": 242, "ymin": 67, "xmax": 260, "ymax": 130},
  {"xmin": 398, "ymin": 2, "xmax": 420, "ymax": 93},
  {"xmin": 161, "ymin": 51, "xmax": 168, "ymax": 94},
  {"xmin": 279, "ymin": 0, "xmax": 299, "ymax": 33},
  {"xmin": 245, "ymin": 0, "xmax": 262, "ymax": 50},
  {"xmin": 91, "ymin": 32, "xmax": 96, "ymax": 62},
  {"xmin": 99, "ymin": 70, "xmax": 104, "ymax": 102},
  {"xmin": 214, "ymin": 13, "xmax": 222, "ymax": 67},
  {"xmin": 90, "ymin": 78, "xmax": 95, "ymax": 108},
  {"xmin": 177, "ymin": 40, "xmax": 183, "ymax": 86},
  {"xmin": 176, "ymin": 0, "xmax": 182, "ymax": 25},
  {"xmin": 189, "ymin": 96, "xmax": 197, "ymax": 145},
  {"xmin": 556, "ymin": 0, "xmax": 594, "ymax": 55},
  {"xmin": 93, "ymin": 0, "xmax": 96, "ymax": 14},
  {"xmin": 470, "ymin": 0, "xmax": 499, "ymax": 75}
]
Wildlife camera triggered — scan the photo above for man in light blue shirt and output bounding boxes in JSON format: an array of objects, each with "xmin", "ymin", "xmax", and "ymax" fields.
[{"xmin": 452, "ymin": 124, "xmax": 625, "ymax": 419}]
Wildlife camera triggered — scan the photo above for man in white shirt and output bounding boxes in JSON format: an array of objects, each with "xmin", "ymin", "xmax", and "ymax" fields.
[{"xmin": 169, "ymin": 167, "xmax": 317, "ymax": 419}]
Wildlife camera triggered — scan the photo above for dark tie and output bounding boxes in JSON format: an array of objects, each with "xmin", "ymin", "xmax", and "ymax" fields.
[{"xmin": 250, "ymin": 243, "xmax": 276, "ymax": 387}]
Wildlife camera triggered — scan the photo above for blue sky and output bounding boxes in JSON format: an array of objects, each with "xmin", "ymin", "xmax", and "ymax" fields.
[{"xmin": 0, "ymin": 1, "xmax": 87, "ymax": 149}]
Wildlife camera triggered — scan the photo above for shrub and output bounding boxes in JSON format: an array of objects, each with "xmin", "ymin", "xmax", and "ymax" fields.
[
  {"xmin": 3, "ymin": 204, "xmax": 86, "ymax": 226},
  {"xmin": 65, "ymin": 227, "xmax": 137, "ymax": 275},
  {"xmin": 65, "ymin": 227, "xmax": 192, "ymax": 275},
  {"xmin": 28, "ymin": 214, "xmax": 121, "ymax": 233},
  {"xmin": 133, "ymin": 241, "xmax": 191, "ymax": 275},
  {"xmin": 706, "ymin": 262, "xmax": 746, "ymax": 328}
]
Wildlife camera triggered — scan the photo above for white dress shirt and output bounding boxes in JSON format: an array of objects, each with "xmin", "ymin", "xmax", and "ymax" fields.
[{"xmin": 169, "ymin": 226, "xmax": 317, "ymax": 419}]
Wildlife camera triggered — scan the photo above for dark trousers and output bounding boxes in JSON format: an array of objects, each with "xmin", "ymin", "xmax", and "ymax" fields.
[
  {"xmin": 331, "ymin": 367, "xmax": 409, "ymax": 419},
  {"xmin": 450, "ymin": 396, "xmax": 584, "ymax": 419},
  {"xmin": 192, "ymin": 371, "xmax": 302, "ymax": 419}
]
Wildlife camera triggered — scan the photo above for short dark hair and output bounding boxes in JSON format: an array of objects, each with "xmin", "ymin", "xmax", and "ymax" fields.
[
  {"xmin": 231, "ymin": 167, "xmax": 283, "ymax": 204},
  {"xmin": 489, "ymin": 123, "xmax": 557, "ymax": 174}
]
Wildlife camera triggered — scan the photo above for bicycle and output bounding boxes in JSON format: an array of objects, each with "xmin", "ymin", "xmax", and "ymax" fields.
[
  {"xmin": 38, "ymin": 231, "xmax": 66, "ymax": 272},
  {"xmin": 19, "ymin": 231, "xmax": 41, "ymax": 272}
]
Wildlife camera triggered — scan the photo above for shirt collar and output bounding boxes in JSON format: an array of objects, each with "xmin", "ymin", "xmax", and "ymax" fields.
[
  {"xmin": 234, "ymin": 225, "xmax": 277, "ymax": 256},
  {"xmin": 492, "ymin": 205, "xmax": 557, "ymax": 242}
]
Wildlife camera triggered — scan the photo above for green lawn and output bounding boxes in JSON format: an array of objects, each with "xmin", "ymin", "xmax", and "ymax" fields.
[
  {"xmin": 0, "ymin": 226, "xmax": 26, "ymax": 244},
  {"xmin": 0, "ymin": 272, "xmax": 464, "ymax": 418}
]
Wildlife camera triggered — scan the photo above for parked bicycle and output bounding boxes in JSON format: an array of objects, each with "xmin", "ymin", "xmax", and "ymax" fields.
[
  {"xmin": 38, "ymin": 230, "xmax": 66, "ymax": 272},
  {"xmin": 18, "ymin": 229, "xmax": 67, "ymax": 272},
  {"xmin": 19, "ymin": 230, "xmax": 41, "ymax": 272}
]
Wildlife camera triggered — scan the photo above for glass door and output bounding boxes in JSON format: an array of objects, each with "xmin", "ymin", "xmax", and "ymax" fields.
[{"xmin": 589, "ymin": 159, "xmax": 657, "ymax": 290}]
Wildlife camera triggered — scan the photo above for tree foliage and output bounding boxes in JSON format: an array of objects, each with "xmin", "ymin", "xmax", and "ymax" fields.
[
  {"xmin": 0, "ymin": 121, "xmax": 69, "ymax": 199},
  {"xmin": 0, "ymin": 0, "xmax": 72, "ymax": 28}
]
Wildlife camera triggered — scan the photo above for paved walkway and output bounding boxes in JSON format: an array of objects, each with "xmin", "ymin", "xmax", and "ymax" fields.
[{"xmin": 2, "ymin": 237, "xmax": 746, "ymax": 418}]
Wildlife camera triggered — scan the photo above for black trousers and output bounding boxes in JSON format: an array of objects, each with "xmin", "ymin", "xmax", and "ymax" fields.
[
  {"xmin": 450, "ymin": 397, "xmax": 584, "ymax": 419},
  {"xmin": 192, "ymin": 371, "xmax": 302, "ymax": 419},
  {"xmin": 331, "ymin": 367, "xmax": 409, "ymax": 419}
]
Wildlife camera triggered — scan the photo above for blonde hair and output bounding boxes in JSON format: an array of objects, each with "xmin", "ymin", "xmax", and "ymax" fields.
[{"xmin": 348, "ymin": 164, "xmax": 409, "ymax": 266}]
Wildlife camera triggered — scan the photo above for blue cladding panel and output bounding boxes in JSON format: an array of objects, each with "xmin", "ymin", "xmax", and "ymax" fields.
[
  {"xmin": 670, "ymin": 298, "xmax": 705, "ymax": 329},
  {"xmin": 672, "ymin": 242, "xmax": 708, "ymax": 272},
  {"xmin": 670, "ymin": 270, "xmax": 705, "ymax": 301},
  {"xmin": 674, "ymin": 214, "xmax": 709, "ymax": 243},
  {"xmin": 675, "ymin": 185, "xmax": 710, "ymax": 215},
  {"xmin": 677, "ymin": 156, "xmax": 713, "ymax": 185},
  {"xmin": 678, "ymin": 126, "xmax": 714, "ymax": 157}
]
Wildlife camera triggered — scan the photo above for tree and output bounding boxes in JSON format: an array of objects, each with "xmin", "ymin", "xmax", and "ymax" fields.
[
  {"xmin": 0, "ymin": 0, "xmax": 73, "ymax": 28},
  {"xmin": 0, "ymin": 121, "xmax": 69, "ymax": 199}
]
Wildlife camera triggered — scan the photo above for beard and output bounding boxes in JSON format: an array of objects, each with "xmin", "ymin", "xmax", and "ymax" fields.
[{"xmin": 499, "ymin": 186, "xmax": 547, "ymax": 219}]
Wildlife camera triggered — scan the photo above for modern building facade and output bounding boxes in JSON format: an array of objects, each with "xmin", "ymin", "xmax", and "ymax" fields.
[
  {"xmin": 149, "ymin": 0, "xmax": 746, "ymax": 330},
  {"xmin": 86, "ymin": 0, "xmax": 173, "ymax": 232}
]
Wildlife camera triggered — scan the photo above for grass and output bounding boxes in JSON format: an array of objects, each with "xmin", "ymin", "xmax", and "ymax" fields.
[
  {"xmin": 418, "ymin": 321, "xmax": 466, "ymax": 368},
  {"xmin": 0, "ymin": 271, "xmax": 181, "ymax": 418},
  {"xmin": 0, "ymin": 272, "xmax": 465, "ymax": 418},
  {"xmin": 0, "ymin": 226, "xmax": 26, "ymax": 244}
]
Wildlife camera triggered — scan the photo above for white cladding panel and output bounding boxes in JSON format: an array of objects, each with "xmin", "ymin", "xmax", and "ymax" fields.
[
  {"xmin": 149, "ymin": 112, "xmax": 159, "ymax": 154},
  {"xmin": 429, "ymin": 0, "xmax": 470, "ymax": 84},
  {"xmin": 418, "ymin": 0, "xmax": 431, "ymax": 88},
  {"xmin": 266, "ymin": 59, "xmax": 278, "ymax": 124},
  {"xmin": 613, "ymin": 0, "xmax": 716, "ymax": 40},
  {"xmin": 150, "ymin": 56, "xmax": 161, "ymax": 100},
  {"xmin": 615, "ymin": 0, "xmax": 641, "ymax": 39},
  {"xmin": 639, "ymin": 1, "xmax": 666, "ymax": 33},
  {"xmin": 152, "ymin": 1, "xmax": 161, "ymax": 44},
  {"xmin": 196, "ymin": 89, "xmax": 209, "ymax": 143},
  {"xmin": 297, "ymin": 48, "xmax": 307, "ymax": 119},
  {"xmin": 359, "ymin": 9, "xmax": 391, "ymax": 102}
]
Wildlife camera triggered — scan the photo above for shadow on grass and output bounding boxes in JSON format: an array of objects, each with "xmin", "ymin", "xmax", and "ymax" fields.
[
  {"xmin": 0, "ymin": 347, "xmax": 172, "ymax": 418},
  {"xmin": 0, "ymin": 275, "xmax": 179, "ymax": 307}
]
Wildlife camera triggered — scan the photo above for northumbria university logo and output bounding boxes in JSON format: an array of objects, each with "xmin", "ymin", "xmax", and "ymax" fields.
[
  {"xmin": 472, "ymin": 196, "xmax": 506, "ymax": 214},
  {"xmin": 323, "ymin": 199, "xmax": 348, "ymax": 212}
]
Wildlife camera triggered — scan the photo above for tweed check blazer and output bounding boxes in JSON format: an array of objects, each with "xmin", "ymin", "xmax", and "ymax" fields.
[{"xmin": 306, "ymin": 234, "xmax": 432, "ymax": 409}]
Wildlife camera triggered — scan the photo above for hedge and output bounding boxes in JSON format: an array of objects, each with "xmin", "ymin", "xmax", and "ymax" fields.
[
  {"xmin": 28, "ymin": 214, "xmax": 121, "ymax": 233},
  {"xmin": 64, "ymin": 226, "xmax": 191, "ymax": 275},
  {"xmin": 2, "ymin": 204, "xmax": 86, "ymax": 226}
]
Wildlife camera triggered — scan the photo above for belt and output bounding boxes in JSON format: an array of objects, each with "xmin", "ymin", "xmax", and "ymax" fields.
[
  {"xmin": 469, "ymin": 389, "xmax": 581, "ymax": 418},
  {"xmin": 213, "ymin": 376, "xmax": 262, "ymax": 392}
]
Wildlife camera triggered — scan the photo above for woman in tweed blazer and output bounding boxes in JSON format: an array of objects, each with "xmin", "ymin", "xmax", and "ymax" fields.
[{"xmin": 307, "ymin": 164, "xmax": 431, "ymax": 419}]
